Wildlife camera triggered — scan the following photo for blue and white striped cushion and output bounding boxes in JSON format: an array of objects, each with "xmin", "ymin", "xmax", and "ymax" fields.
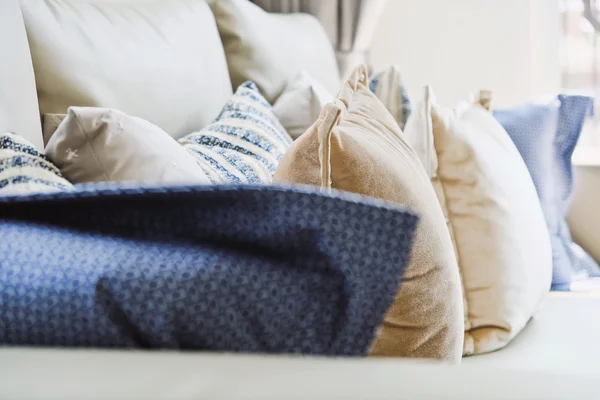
[
  {"xmin": 0, "ymin": 132, "xmax": 73, "ymax": 195},
  {"xmin": 180, "ymin": 82, "xmax": 293, "ymax": 184}
]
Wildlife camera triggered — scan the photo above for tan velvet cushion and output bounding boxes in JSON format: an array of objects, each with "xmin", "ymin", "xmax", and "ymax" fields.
[
  {"xmin": 21, "ymin": 0, "xmax": 232, "ymax": 140},
  {"xmin": 404, "ymin": 87, "xmax": 552, "ymax": 356},
  {"xmin": 210, "ymin": 0, "xmax": 340, "ymax": 103},
  {"xmin": 45, "ymin": 107, "xmax": 210, "ymax": 184},
  {"xmin": 273, "ymin": 66, "xmax": 464, "ymax": 362}
]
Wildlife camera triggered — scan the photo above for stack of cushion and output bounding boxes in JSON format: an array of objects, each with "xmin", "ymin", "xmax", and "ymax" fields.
[
  {"xmin": 3, "ymin": 0, "xmax": 595, "ymax": 362},
  {"xmin": 42, "ymin": 82, "xmax": 292, "ymax": 186},
  {"xmin": 17, "ymin": 0, "xmax": 342, "ymax": 190},
  {"xmin": 2, "ymin": 0, "xmax": 436, "ymax": 359}
]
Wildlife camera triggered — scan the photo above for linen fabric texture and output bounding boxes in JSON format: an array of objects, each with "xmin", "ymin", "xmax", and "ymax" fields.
[
  {"xmin": 44, "ymin": 107, "xmax": 210, "ymax": 185},
  {"xmin": 404, "ymin": 86, "xmax": 552, "ymax": 356}
]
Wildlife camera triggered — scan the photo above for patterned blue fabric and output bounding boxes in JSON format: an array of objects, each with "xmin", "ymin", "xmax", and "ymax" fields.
[
  {"xmin": 180, "ymin": 82, "xmax": 293, "ymax": 184},
  {"xmin": 494, "ymin": 95, "xmax": 598, "ymax": 291},
  {"xmin": 0, "ymin": 184, "xmax": 418, "ymax": 355},
  {"xmin": 0, "ymin": 132, "xmax": 73, "ymax": 195}
]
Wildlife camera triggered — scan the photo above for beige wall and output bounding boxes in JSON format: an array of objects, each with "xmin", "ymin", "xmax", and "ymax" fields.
[{"xmin": 370, "ymin": 0, "xmax": 561, "ymax": 108}]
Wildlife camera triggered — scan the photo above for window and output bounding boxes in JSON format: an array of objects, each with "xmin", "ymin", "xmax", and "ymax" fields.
[{"xmin": 561, "ymin": 0, "xmax": 600, "ymax": 147}]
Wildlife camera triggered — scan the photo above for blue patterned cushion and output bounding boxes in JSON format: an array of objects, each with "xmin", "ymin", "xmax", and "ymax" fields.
[
  {"xmin": 0, "ymin": 184, "xmax": 418, "ymax": 355},
  {"xmin": 0, "ymin": 132, "xmax": 73, "ymax": 195},
  {"xmin": 494, "ymin": 95, "xmax": 599, "ymax": 290},
  {"xmin": 369, "ymin": 66, "xmax": 412, "ymax": 130},
  {"xmin": 180, "ymin": 82, "xmax": 293, "ymax": 184}
]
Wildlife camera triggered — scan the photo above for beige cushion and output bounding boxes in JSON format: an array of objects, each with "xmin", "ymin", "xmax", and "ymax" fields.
[
  {"xmin": 273, "ymin": 71, "xmax": 334, "ymax": 140},
  {"xmin": 45, "ymin": 107, "xmax": 210, "ymax": 184},
  {"xmin": 21, "ymin": 0, "xmax": 232, "ymax": 140},
  {"xmin": 404, "ymin": 87, "xmax": 552, "ymax": 356},
  {"xmin": 210, "ymin": 0, "xmax": 340, "ymax": 103},
  {"xmin": 274, "ymin": 66, "xmax": 464, "ymax": 362}
]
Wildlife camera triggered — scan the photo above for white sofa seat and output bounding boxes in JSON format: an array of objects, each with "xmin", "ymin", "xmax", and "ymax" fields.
[
  {"xmin": 1, "ymin": 347, "xmax": 599, "ymax": 400},
  {"xmin": 463, "ymin": 292, "xmax": 600, "ymax": 374}
]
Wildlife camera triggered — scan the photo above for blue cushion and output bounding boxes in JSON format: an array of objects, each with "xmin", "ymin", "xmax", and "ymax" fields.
[
  {"xmin": 0, "ymin": 184, "xmax": 418, "ymax": 355},
  {"xmin": 494, "ymin": 95, "xmax": 598, "ymax": 290},
  {"xmin": 180, "ymin": 81, "xmax": 293, "ymax": 184},
  {"xmin": 0, "ymin": 132, "xmax": 73, "ymax": 195}
]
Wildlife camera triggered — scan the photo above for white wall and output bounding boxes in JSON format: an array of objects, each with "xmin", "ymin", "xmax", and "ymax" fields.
[{"xmin": 370, "ymin": 0, "xmax": 561, "ymax": 108}]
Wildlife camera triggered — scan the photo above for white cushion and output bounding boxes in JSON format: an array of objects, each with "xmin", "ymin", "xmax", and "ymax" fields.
[
  {"xmin": 210, "ymin": 0, "xmax": 341, "ymax": 103},
  {"xmin": 272, "ymin": 71, "xmax": 334, "ymax": 140},
  {"xmin": 20, "ymin": 0, "xmax": 232, "ymax": 140},
  {"xmin": 44, "ymin": 107, "xmax": 211, "ymax": 184},
  {"xmin": 0, "ymin": 0, "xmax": 42, "ymax": 149}
]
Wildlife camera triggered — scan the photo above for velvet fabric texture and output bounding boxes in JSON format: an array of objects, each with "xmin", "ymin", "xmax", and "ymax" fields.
[{"xmin": 274, "ymin": 65, "xmax": 464, "ymax": 362}]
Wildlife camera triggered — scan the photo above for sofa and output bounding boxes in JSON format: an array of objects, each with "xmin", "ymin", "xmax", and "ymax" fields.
[{"xmin": 1, "ymin": 0, "xmax": 600, "ymax": 398}]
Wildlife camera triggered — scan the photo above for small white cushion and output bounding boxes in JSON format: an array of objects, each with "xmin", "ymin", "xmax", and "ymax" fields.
[
  {"xmin": 210, "ymin": 0, "xmax": 340, "ymax": 103},
  {"xmin": 44, "ymin": 107, "xmax": 211, "ymax": 185},
  {"xmin": 21, "ymin": 0, "xmax": 232, "ymax": 140},
  {"xmin": 273, "ymin": 71, "xmax": 334, "ymax": 140}
]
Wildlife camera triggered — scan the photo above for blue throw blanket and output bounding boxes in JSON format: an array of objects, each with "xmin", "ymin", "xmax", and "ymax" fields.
[{"xmin": 0, "ymin": 184, "xmax": 418, "ymax": 356}]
